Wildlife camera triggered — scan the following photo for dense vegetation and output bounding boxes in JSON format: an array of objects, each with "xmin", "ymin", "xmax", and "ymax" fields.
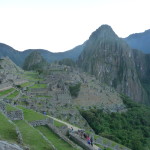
[
  {"xmin": 80, "ymin": 95, "xmax": 150, "ymax": 150},
  {"xmin": 58, "ymin": 58, "xmax": 76, "ymax": 67},
  {"xmin": 69, "ymin": 83, "xmax": 81, "ymax": 98}
]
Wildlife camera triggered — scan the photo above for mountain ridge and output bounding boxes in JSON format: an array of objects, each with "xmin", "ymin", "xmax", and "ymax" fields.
[
  {"xmin": 78, "ymin": 24, "xmax": 149, "ymax": 104},
  {"xmin": 0, "ymin": 42, "xmax": 85, "ymax": 67},
  {"xmin": 124, "ymin": 29, "xmax": 150, "ymax": 53}
]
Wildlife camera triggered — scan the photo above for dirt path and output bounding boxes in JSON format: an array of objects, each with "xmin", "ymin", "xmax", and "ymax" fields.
[{"xmin": 47, "ymin": 115, "xmax": 100, "ymax": 150}]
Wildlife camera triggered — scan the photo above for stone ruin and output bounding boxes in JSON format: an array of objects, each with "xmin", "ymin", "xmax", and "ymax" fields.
[{"xmin": 6, "ymin": 110, "xmax": 24, "ymax": 121}]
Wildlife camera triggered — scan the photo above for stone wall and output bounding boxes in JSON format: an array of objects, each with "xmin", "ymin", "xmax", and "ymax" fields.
[
  {"xmin": 0, "ymin": 140, "xmax": 23, "ymax": 150},
  {"xmin": 69, "ymin": 133, "xmax": 96, "ymax": 150},
  {"xmin": 7, "ymin": 110, "xmax": 24, "ymax": 121},
  {"xmin": 0, "ymin": 84, "xmax": 12, "ymax": 91},
  {"xmin": 29, "ymin": 118, "xmax": 54, "ymax": 127},
  {"xmin": 0, "ymin": 101, "xmax": 6, "ymax": 113},
  {"xmin": 56, "ymin": 93, "xmax": 72, "ymax": 103}
]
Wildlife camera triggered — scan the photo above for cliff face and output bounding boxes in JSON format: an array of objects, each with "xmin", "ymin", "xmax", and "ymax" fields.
[
  {"xmin": 78, "ymin": 25, "xmax": 149, "ymax": 104},
  {"xmin": 132, "ymin": 49, "xmax": 150, "ymax": 104}
]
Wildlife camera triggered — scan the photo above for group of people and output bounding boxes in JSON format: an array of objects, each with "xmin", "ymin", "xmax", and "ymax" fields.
[
  {"xmin": 73, "ymin": 128, "xmax": 94, "ymax": 146},
  {"xmin": 70, "ymin": 127, "xmax": 106, "ymax": 150}
]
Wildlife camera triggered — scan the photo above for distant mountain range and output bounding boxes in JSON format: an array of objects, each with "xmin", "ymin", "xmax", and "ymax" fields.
[
  {"xmin": 124, "ymin": 29, "xmax": 150, "ymax": 53},
  {"xmin": 0, "ymin": 25, "xmax": 150, "ymax": 105},
  {"xmin": 0, "ymin": 42, "xmax": 85, "ymax": 67}
]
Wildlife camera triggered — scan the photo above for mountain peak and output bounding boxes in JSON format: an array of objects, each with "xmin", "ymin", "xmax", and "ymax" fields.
[{"xmin": 89, "ymin": 24, "xmax": 118, "ymax": 40}]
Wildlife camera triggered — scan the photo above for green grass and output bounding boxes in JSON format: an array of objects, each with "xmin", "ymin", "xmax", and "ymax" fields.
[
  {"xmin": 36, "ymin": 125, "xmax": 76, "ymax": 150},
  {"xmin": 21, "ymin": 95, "xmax": 29, "ymax": 99},
  {"xmin": 20, "ymin": 82, "xmax": 34, "ymax": 88},
  {"xmin": 14, "ymin": 120, "xmax": 52, "ymax": 150},
  {"xmin": 0, "ymin": 112, "xmax": 18, "ymax": 143},
  {"xmin": 17, "ymin": 106, "xmax": 47, "ymax": 122},
  {"xmin": 29, "ymin": 84, "xmax": 47, "ymax": 89},
  {"xmin": 6, "ymin": 90, "xmax": 19, "ymax": 99},
  {"xmin": 6, "ymin": 104, "xmax": 17, "ymax": 111},
  {"xmin": 0, "ymin": 88, "xmax": 14, "ymax": 97},
  {"xmin": 54, "ymin": 120, "xmax": 66, "ymax": 128}
]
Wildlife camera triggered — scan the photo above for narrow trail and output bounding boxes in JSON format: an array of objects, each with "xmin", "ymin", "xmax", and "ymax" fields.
[{"xmin": 47, "ymin": 115, "xmax": 100, "ymax": 150}]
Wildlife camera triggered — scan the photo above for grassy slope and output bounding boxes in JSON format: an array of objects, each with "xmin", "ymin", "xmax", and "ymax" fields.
[
  {"xmin": 0, "ymin": 112, "xmax": 18, "ymax": 143},
  {"xmin": 36, "ymin": 125, "xmax": 76, "ymax": 150},
  {"xmin": 17, "ymin": 106, "xmax": 47, "ymax": 121},
  {"xmin": 0, "ymin": 88, "xmax": 14, "ymax": 97},
  {"xmin": 14, "ymin": 120, "xmax": 52, "ymax": 150},
  {"xmin": 29, "ymin": 84, "xmax": 47, "ymax": 89},
  {"xmin": 6, "ymin": 90, "xmax": 19, "ymax": 99},
  {"xmin": 6, "ymin": 104, "xmax": 17, "ymax": 111},
  {"xmin": 20, "ymin": 82, "xmax": 34, "ymax": 87}
]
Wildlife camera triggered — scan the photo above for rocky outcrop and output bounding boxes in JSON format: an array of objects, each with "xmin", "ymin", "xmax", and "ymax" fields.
[
  {"xmin": 132, "ymin": 49, "xmax": 150, "ymax": 104},
  {"xmin": 0, "ymin": 140, "xmax": 23, "ymax": 150},
  {"xmin": 78, "ymin": 25, "xmax": 149, "ymax": 104}
]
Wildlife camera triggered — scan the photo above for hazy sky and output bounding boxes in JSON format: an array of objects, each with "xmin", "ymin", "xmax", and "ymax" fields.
[{"xmin": 0, "ymin": 0, "xmax": 149, "ymax": 52}]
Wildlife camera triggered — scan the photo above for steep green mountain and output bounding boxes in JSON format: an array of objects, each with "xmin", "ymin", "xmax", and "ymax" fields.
[
  {"xmin": 124, "ymin": 29, "xmax": 150, "ymax": 53},
  {"xmin": 0, "ymin": 42, "xmax": 84, "ymax": 67},
  {"xmin": 78, "ymin": 25, "xmax": 149, "ymax": 104},
  {"xmin": 23, "ymin": 51, "xmax": 48, "ymax": 71}
]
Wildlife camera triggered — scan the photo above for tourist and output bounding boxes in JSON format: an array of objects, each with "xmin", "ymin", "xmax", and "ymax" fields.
[
  {"xmin": 86, "ymin": 136, "xmax": 91, "ymax": 145},
  {"xmin": 90, "ymin": 136, "xmax": 93, "ymax": 146},
  {"xmin": 71, "ymin": 127, "xmax": 73, "ymax": 133}
]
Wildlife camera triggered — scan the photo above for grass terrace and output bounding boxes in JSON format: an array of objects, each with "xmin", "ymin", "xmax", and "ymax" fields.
[
  {"xmin": 17, "ymin": 106, "xmax": 47, "ymax": 122},
  {"xmin": 54, "ymin": 120, "xmax": 66, "ymax": 128},
  {"xmin": 0, "ymin": 88, "xmax": 14, "ymax": 97},
  {"xmin": 20, "ymin": 95, "xmax": 29, "ymax": 99},
  {"xmin": 29, "ymin": 84, "xmax": 47, "ymax": 89},
  {"xmin": 36, "ymin": 125, "xmax": 76, "ymax": 150},
  {"xmin": 6, "ymin": 104, "xmax": 18, "ymax": 112},
  {"xmin": 6, "ymin": 90, "xmax": 19, "ymax": 99},
  {"xmin": 36, "ymin": 95, "xmax": 51, "ymax": 98},
  {"xmin": 20, "ymin": 82, "xmax": 34, "ymax": 88},
  {"xmin": 0, "ymin": 112, "xmax": 18, "ymax": 143},
  {"xmin": 14, "ymin": 120, "xmax": 53, "ymax": 150}
]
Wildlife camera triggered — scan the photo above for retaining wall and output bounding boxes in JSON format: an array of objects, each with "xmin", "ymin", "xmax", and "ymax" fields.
[
  {"xmin": 7, "ymin": 110, "xmax": 24, "ymax": 121},
  {"xmin": 29, "ymin": 118, "xmax": 54, "ymax": 127}
]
